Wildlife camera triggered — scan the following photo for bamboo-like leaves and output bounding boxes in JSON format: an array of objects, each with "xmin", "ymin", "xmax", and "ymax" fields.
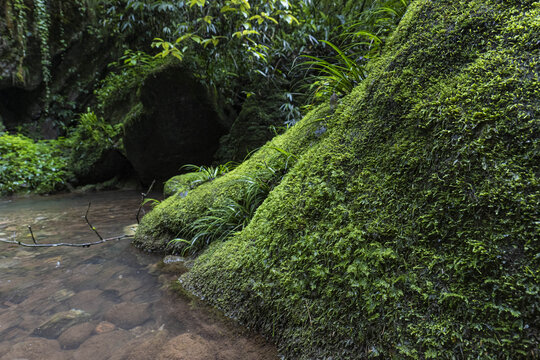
[{"xmin": 302, "ymin": 40, "xmax": 366, "ymax": 97}]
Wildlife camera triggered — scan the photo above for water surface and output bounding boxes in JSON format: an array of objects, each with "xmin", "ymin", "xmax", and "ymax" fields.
[{"xmin": 0, "ymin": 190, "xmax": 277, "ymax": 360}]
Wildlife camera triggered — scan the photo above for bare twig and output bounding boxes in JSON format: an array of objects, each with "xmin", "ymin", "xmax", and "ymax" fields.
[
  {"xmin": 0, "ymin": 201, "xmax": 133, "ymax": 248},
  {"xmin": 136, "ymin": 179, "xmax": 156, "ymax": 224},
  {"xmin": 85, "ymin": 202, "xmax": 103, "ymax": 240},
  {"xmin": 0, "ymin": 234, "xmax": 131, "ymax": 248},
  {"xmin": 28, "ymin": 226, "xmax": 37, "ymax": 244}
]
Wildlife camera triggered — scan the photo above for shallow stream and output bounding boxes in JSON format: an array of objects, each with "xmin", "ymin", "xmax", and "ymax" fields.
[{"xmin": 0, "ymin": 190, "xmax": 277, "ymax": 360}]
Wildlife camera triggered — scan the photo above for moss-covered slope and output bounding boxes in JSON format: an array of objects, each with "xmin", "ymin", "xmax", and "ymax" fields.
[
  {"xmin": 136, "ymin": 0, "xmax": 539, "ymax": 358},
  {"xmin": 134, "ymin": 104, "xmax": 332, "ymax": 252}
]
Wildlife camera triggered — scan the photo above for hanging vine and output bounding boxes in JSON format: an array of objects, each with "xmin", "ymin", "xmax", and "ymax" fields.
[
  {"xmin": 34, "ymin": 0, "xmax": 52, "ymax": 112},
  {"xmin": 6, "ymin": 0, "xmax": 29, "ymax": 84}
]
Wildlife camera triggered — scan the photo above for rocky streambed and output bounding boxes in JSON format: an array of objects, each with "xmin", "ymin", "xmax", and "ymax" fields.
[{"xmin": 0, "ymin": 190, "xmax": 277, "ymax": 359}]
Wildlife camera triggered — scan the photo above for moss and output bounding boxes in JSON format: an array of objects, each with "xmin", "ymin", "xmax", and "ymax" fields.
[
  {"xmin": 137, "ymin": 0, "xmax": 539, "ymax": 358},
  {"xmin": 188, "ymin": 2, "xmax": 538, "ymax": 359},
  {"xmin": 214, "ymin": 94, "xmax": 288, "ymax": 163},
  {"xmin": 133, "ymin": 104, "xmax": 332, "ymax": 252},
  {"xmin": 162, "ymin": 171, "xmax": 206, "ymax": 198}
]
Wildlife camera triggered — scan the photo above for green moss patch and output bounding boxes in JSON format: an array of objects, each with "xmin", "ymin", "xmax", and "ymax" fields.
[{"xmin": 163, "ymin": 172, "xmax": 207, "ymax": 198}]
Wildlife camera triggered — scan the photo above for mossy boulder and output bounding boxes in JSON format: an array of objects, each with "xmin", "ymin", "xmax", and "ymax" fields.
[
  {"xmin": 123, "ymin": 63, "xmax": 227, "ymax": 185},
  {"xmin": 134, "ymin": 105, "xmax": 331, "ymax": 252},
  {"xmin": 214, "ymin": 94, "xmax": 285, "ymax": 163},
  {"xmin": 163, "ymin": 172, "xmax": 206, "ymax": 198},
  {"xmin": 135, "ymin": 0, "xmax": 539, "ymax": 358}
]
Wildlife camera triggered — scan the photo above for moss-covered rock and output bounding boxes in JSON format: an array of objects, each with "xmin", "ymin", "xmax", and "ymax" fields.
[
  {"xmin": 123, "ymin": 63, "xmax": 227, "ymax": 185},
  {"xmin": 134, "ymin": 105, "xmax": 331, "ymax": 252},
  {"xmin": 136, "ymin": 0, "xmax": 539, "ymax": 358},
  {"xmin": 214, "ymin": 94, "xmax": 286, "ymax": 163},
  {"xmin": 163, "ymin": 172, "xmax": 206, "ymax": 198}
]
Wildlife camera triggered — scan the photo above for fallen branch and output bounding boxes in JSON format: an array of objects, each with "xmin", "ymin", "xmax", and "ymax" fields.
[
  {"xmin": 136, "ymin": 179, "xmax": 156, "ymax": 224},
  {"xmin": 85, "ymin": 202, "xmax": 103, "ymax": 240},
  {"xmin": 0, "ymin": 201, "xmax": 133, "ymax": 248},
  {"xmin": 0, "ymin": 234, "xmax": 131, "ymax": 248},
  {"xmin": 28, "ymin": 226, "xmax": 37, "ymax": 244}
]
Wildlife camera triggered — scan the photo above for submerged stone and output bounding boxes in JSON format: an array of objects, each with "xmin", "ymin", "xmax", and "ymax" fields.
[
  {"xmin": 32, "ymin": 309, "xmax": 90, "ymax": 339},
  {"xmin": 103, "ymin": 302, "xmax": 151, "ymax": 329},
  {"xmin": 95, "ymin": 321, "xmax": 116, "ymax": 334},
  {"xmin": 0, "ymin": 338, "xmax": 68, "ymax": 360},
  {"xmin": 57, "ymin": 321, "xmax": 95, "ymax": 349}
]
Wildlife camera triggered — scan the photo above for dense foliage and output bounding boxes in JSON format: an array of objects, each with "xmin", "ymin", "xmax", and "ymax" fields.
[
  {"xmin": 0, "ymin": 133, "xmax": 68, "ymax": 195},
  {"xmin": 148, "ymin": 0, "xmax": 410, "ymax": 124},
  {"xmin": 1, "ymin": 0, "xmax": 411, "ymax": 194},
  {"xmin": 2, "ymin": 1, "xmax": 538, "ymax": 357},
  {"xmin": 66, "ymin": 110, "xmax": 123, "ymax": 179},
  {"xmin": 136, "ymin": 0, "xmax": 539, "ymax": 358}
]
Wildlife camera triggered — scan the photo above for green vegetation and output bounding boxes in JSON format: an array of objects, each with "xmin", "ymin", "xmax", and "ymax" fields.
[
  {"xmin": 95, "ymin": 50, "xmax": 164, "ymax": 115},
  {"xmin": 1, "ymin": 0, "xmax": 410, "ymax": 192},
  {"xmin": 168, "ymin": 151, "xmax": 295, "ymax": 255},
  {"xmin": 163, "ymin": 163, "xmax": 236, "ymax": 197},
  {"xmin": 0, "ymin": 134, "xmax": 68, "ymax": 195},
  {"xmin": 149, "ymin": 0, "xmax": 411, "ymax": 124},
  {"xmin": 1, "ymin": 0, "xmax": 538, "ymax": 358},
  {"xmin": 134, "ymin": 104, "xmax": 332, "ymax": 252},
  {"xmin": 66, "ymin": 110, "xmax": 123, "ymax": 179},
  {"xmin": 137, "ymin": 0, "xmax": 539, "ymax": 358},
  {"xmin": 181, "ymin": 162, "xmax": 237, "ymax": 183},
  {"xmin": 34, "ymin": 0, "xmax": 52, "ymax": 108},
  {"xmin": 0, "ymin": 109, "xmax": 124, "ymax": 196}
]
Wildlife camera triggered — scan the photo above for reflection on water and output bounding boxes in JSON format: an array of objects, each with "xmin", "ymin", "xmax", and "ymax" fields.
[{"xmin": 0, "ymin": 191, "xmax": 277, "ymax": 360}]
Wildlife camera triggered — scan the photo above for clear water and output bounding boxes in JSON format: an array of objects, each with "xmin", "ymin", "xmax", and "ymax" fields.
[{"xmin": 0, "ymin": 190, "xmax": 277, "ymax": 360}]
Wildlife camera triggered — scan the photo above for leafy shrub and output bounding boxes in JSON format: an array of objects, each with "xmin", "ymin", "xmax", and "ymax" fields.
[
  {"xmin": 298, "ymin": 0, "xmax": 409, "ymax": 104},
  {"xmin": 301, "ymin": 40, "xmax": 367, "ymax": 102},
  {"xmin": 66, "ymin": 110, "xmax": 122, "ymax": 178},
  {"xmin": 95, "ymin": 50, "xmax": 165, "ymax": 113},
  {"xmin": 0, "ymin": 133, "xmax": 68, "ymax": 195}
]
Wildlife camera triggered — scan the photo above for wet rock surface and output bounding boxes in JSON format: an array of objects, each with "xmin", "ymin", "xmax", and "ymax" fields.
[
  {"xmin": 159, "ymin": 333, "xmax": 216, "ymax": 360},
  {"xmin": 0, "ymin": 191, "xmax": 278, "ymax": 359},
  {"xmin": 104, "ymin": 302, "xmax": 151, "ymax": 329},
  {"xmin": 57, "ymin": 322, "xmax": 95, "ymax": 349},
  {"xmin": 32, "ymin": 309, "xmax": 91, "ymax": 339}
]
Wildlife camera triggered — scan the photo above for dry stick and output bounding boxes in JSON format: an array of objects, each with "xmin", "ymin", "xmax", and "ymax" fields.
[
  {"xmin": 136, "ymin": 179, "xmax": 156, "ymax": 224},
  {"xmin": 0, "ymin": 202, "xmax": 133, "ymax": 248},
  {"xmin": 28, "ymin": 226, "xmax": 37, "ymax": 244},
  {"xmin": 0, "ymin": 234, "xmax": 131, "ymax": 248},
  {"xmin": 85, "ymin": 202, "xmax": 103, "ymax": 240}
]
